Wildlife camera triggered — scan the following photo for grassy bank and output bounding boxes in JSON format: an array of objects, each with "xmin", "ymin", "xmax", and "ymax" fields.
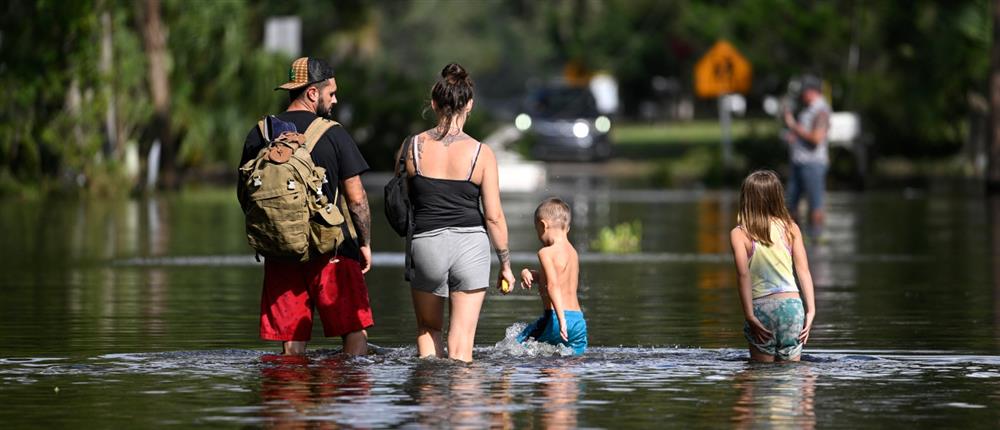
[
  {"xmin": 607, "ymin": 119, "xmax": 783, "ymax": 187},
  {"xmin": 611, "ymin": 119, "xmax": 780, "ymax": 158},
  {"xmin": 607, "ymin": 120, "xmax": 978, "ymax": 190}
]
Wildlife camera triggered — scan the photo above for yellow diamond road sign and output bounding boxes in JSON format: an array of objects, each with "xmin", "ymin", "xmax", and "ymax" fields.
[{"xmin": 695, "ymin": 40, "xmax": 752, "ymax": 98}]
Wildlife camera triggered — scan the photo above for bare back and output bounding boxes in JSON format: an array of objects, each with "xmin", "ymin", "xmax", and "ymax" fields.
[
  {"xmin": 539, "ymin": 241, "xmax": 581, "ymax": 311},
  {"xmin": 395, "ymin": 129, "xmax": 505, "ymax": 250},
  {"xmin": 404, "ymin": 130, "xmax": 487, "ymax": 184}
]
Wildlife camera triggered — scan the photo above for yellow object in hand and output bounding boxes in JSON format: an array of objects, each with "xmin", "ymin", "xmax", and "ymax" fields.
[{"xmin": 501, "ymin": 279, "xmax": 511, "ymax": 293}]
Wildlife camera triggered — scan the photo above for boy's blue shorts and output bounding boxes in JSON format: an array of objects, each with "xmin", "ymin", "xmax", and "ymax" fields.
[{"xmin": 516, "ymin": 310, "xmax": 588, "ymax": 355}]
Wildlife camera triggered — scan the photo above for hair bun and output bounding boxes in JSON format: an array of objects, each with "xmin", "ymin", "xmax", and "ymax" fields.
[{"xmin": 441, "ymin": 63, "xmax": 468, "ymax": 82}]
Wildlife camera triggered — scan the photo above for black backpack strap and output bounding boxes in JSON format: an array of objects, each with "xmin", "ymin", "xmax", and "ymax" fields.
[
  {"xmin": 398, "ymin": 134, "xmax": 416, "ymax": 280},
  {"xmin": 397, "ymin": 135, "xmax": 414, "ymax": 177}
]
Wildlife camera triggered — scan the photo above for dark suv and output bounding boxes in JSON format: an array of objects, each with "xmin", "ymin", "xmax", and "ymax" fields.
[{"xmin": 515, "ymin": 86, "xmax": 612, "ymax": 161}]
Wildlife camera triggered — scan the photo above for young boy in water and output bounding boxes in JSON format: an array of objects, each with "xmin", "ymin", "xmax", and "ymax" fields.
[{"xmin": 512, "ymin": 198, "xmax": 588, "ymax": 355}]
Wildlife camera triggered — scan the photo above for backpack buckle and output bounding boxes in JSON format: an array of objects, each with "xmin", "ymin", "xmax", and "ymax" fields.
[
  {"xmin": 325, "ymin": 203, "xmax": 334, "ymax": 213},
  {"xmin": 252, "ymin": 176, "xmax": 262, "ymax": 187},
  {"xmin": 287, "ymin": 179, "xmax": 296, "ymax": 190}
]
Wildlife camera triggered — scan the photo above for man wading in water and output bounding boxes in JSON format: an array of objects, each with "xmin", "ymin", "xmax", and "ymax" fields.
[{"xmin": 238, "ymin": 57, "xmax": 374, "ymax": 356}]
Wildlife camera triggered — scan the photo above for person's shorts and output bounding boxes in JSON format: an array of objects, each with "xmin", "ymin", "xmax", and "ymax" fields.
[
  {"xmin": 744, "ymin": 296, "xmax": 805, "ymax": 360},
  {"xmin": 260, "ymin": 253, "xmax": 374, "ymax": 341},
  {"xmin": 517, "ymin": 310, "xmax": 588, "ymax": 355},
  {"xmin": 409, "ymin": 226, "xmax": 490, "ymax": 297},
  {"xmin": 786, "ymin": 162, "xmax": 827, "ymax": 213}
]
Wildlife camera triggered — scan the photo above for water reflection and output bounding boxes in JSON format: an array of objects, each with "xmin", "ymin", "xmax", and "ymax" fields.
[
  {"xmin": 4, "ymin": 185, "xmax": 1000, "ymax": 427},
  {"xmin": 146, "ymin": 197, "xmax": 170, "ymax": 256},
  {"xmin": 64, "ymin": 197, "xmax": 171, "ymax": 262},
  {"xmin": 991, "ymin": 196, "xmax": 1000, "ymax": 351},
  {"xmin": 536, "ymin": 367, "xmax": 580, "ymax": 429},
  {"xmin": 732, "ymin": 365, "xmax": 816, "ymax": 429},
  {"xmin": 809, "ymin": 195, "xmax": 857, "ymax": 288},
  {"xmin": 2, "ymin": 348, "xmax": 1000, "ymax": 428},
  {"xmin": 257, "ymin": 355, "xmax": 372, "ymax": 428},
  {"xmin": 492, "ymin": 367, "xmax": 516, "ymax": 429},
  {"xmin": 400, "ymin": 360, "xmax": 582, "ymax": 429},
  {"xmin": 404, "ymin": 362, "xmax": 504, "ymax": 428},
  {"xmin": 696, "ymin": 197, "xmax": 734, "ymax": 347}
]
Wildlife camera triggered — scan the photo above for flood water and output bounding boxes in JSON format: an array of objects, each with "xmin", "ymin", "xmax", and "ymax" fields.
[{"xmin": 1, "ymin": 172, "xmax": 999, "ymax": 428}]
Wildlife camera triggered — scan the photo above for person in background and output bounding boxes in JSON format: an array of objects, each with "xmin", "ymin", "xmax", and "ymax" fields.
[{"xmin": 783, "ymin": 75, "xmax": 831, "ymax": 240}]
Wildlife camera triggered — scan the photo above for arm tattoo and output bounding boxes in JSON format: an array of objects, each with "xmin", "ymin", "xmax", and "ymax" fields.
[
  {"xmin": 495, "ymin": 247, "xmax": 511, "ymax": 266},
  {"xmin": 347, "ymin": 192, "xmax": 372, "ymax": 246}
]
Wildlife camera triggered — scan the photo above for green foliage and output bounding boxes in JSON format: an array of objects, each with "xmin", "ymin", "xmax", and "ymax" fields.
[
  {"xmin": 0, "ymin": 1, "xmax": 99, "ymax": 181},
  {"xmin": 0, "ymin": 0, "xmax": 992, "ymax": 191},
  {"xmin": 331, "ymin": 0, "xmax": 555, "ymax": 169},
  {"xmin": 529, "ymin": 0, "xmax": 989, "ymax": 157},
  {"xmin": 614, "ymin": 120, "xmax": 779, "ymax": 150},
  {"xmin": 591, "ymin": 220, "xmax": 642, "ymax": 254},
  {"xmin": 848, "ymin": 0, "xmax": 990, "ymax": 157}
]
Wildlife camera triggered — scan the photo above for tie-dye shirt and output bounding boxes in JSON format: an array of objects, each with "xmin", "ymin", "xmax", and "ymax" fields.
[{"xmin": 747, "ymin": 220, "xmax": 799, "ymax": 299}]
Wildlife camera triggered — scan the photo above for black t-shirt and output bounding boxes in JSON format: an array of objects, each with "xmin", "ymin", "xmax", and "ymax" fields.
[{"xmin": 239, "ymin": 110, "xmax": 369, "ymax": 259}]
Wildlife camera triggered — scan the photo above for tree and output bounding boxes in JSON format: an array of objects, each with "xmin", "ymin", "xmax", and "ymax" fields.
[
  {"xmin": 990, "ymin": 0, "xmax": 1000, "ymax": 190},
  {"xmin": 136, "ymin": 0, "xmax": 174, "ymax": 189}
]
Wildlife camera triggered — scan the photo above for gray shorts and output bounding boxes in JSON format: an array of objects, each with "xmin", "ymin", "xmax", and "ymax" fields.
[{"xmin": 409, "ymin": 226, "xmax": 491, "ymax": 297}]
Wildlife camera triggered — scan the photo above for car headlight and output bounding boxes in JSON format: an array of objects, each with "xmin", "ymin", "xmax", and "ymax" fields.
[
  {"xmin": 594, "ymin": 116, "xmax": 611, "ymax": 133},
  {"xmin": 573, "ymin": 120, "xmax": 590, "ymax": 138},
  {"xmin": 515, "ymin": 113, "xmax": 532, "ymax": 131}
]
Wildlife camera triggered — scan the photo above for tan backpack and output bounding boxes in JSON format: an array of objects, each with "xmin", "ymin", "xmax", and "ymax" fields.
[{"xmin": 238, "ymin": 117, "xmax": 355, "ymax": 261}]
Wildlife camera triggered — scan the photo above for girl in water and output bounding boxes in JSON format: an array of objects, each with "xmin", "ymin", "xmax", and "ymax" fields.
[{"xmin": 730, "ymin": 170, "xmax": 816, "ymax": 362}]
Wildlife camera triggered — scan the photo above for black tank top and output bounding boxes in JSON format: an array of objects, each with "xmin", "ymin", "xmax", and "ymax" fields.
[{"xmin": 409, "ymin": 135, "xmax": 485, "ymax": 234}]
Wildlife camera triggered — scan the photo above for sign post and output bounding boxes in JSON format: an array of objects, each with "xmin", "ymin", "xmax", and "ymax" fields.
[
  {"xmin": 719, "ymin": 96, "xmax": 732, "ymax": 165},
  {"xmin": 694, "ymin": 40, "xmax": 752, "ymax": 168}
]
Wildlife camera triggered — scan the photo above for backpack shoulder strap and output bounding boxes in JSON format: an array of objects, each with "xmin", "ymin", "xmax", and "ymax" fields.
[
  {"xmin": 397, "ymin": 135, "xmax": 414, "ymax": 176},
  {"xmin": 303, "ymin": 118, "xmax": 340, "ymax": 153},
  {"xmin": 257, "ymin": 118, "xmax": 268, "ymax": 142},
  {"xmin": 339, "ymin": 194, "xmax": 358, "ymax": 241},
  {"xmin": 301, "ymin": 117, "xmax": 357, "ymax": 241},
  {"xmin": 412, "ymin": 134, "xmax": 423, "ymax": 175}
]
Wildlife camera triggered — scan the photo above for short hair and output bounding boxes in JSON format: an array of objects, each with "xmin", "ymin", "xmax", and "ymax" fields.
[
  {"xmin": 288, "ymin": 78, "xmax": 333, "ymax": 103},
  {"xmin": 800, "ymin": 74, "xmax": 823, "ymax": 92},
  {"xmin": 535, "ymin": 197, "xmax": 571, "ymax": 229}
]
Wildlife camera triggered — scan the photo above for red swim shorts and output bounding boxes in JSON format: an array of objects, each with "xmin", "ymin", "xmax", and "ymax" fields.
[{"xmin": 260, "ymin": 254, "xmax": 374, "ymax": 341}]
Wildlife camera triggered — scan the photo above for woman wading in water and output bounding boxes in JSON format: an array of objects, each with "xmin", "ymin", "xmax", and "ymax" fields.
[{"xmin": 397, "ymin": 63, "xmax": 515, "ymax": 362}]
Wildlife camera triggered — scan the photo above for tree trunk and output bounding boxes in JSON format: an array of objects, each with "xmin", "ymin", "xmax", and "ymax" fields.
[
  {"xmin": 138, "ymin": 0, "xmax": 175, "ymax": 190},
  {"xmin": 989, "ymin": 0, "xmax": 1000, "ymax": 191},
  {"xmin": 100, "ymin": 9, "xmax": 118, "ymax": 160}
]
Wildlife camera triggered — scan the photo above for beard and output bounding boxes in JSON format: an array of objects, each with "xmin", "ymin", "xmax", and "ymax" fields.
[{"xmin": 316, "ymin": 103, "xmax": 333, "ymax": 120}]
